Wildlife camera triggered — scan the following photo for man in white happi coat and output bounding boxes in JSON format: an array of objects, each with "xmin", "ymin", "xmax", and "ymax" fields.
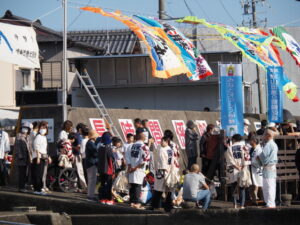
[{"xmin": 259, "ymin": 129, "xmax": 278, "ymax": 208}]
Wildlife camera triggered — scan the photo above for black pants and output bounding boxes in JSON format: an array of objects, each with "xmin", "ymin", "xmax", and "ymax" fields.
[
  {"xmin": 151, "ymin": 191, "xmax": 172, "ymax": 211},
  {"xmin": 188, "ymin": 156, "xmax": 197, "ymax": 170},
  {"xmin": 99, "ymin": 174, "xmax": 113, "ymax": 200},
  {"xmin": 129, "ymin": 183, "xmax": 142, "ymax": 204},
  {"xmin": 31, "ymin": 158, "xmax": 45, "ymax": 192},
  {"xmin": 201, "ymin": 158, "xmax": 211, "ymax": 176},
  {"xmin": 18, "ymin": 165, "xmax": 28, "ymax": 190},
  {"xmin": 0, "ymin": 159, "xmax": 7, "ymax": 186}
]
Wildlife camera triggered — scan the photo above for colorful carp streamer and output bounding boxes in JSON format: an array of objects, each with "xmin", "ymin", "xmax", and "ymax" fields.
[
  {"xmin": 134, "ymin": 15, "xmax": 213, "ymax": 80},
  {"xmin": 271, "ymin": 26, "xmax": 300, "ymax": 67},
  {"xmin": 80, "ymin": 7, "xmax": 191, "ymax": 79},
  {"xmin": 199, "ymin": 19, "xmax": 299, "ymax": 102}
]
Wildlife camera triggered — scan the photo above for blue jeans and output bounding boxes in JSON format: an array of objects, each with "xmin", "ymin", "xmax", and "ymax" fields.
[
  {"xmin": 195, "ymin": 189, "xmax": 211, "ymax": 209},
  {"xmin": 232, "ymin": 182, "xmax": 245, "ymax": 207}
]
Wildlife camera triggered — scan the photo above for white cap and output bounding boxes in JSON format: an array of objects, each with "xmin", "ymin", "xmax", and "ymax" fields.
[
  {"xmin": 268, "ymin": 122, "xmax": 276, "ymax": 128},
  {"xmin": 244, "ymin": 119, "xmax": 250, "ymax": 126}
]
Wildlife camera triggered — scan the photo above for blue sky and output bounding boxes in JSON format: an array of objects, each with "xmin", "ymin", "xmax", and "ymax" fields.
[{"xmin": 1, "ymin": 0, "xmax": 300, "ymax": 31}]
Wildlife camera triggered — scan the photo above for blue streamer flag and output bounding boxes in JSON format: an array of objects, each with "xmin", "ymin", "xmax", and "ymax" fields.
[
  {"xmin": 220, "ymin": 64, "xmax": 244, "ymax": 136},
  {"xmin": 267, "ymin": 66, "xmax": 283, "ymax": 123}
]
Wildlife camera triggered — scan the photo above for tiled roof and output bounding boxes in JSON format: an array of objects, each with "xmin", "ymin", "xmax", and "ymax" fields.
[
  {"xmin": 0, "ymin": 10, "xmax": 140, "ymax": 54},
  {"xmin": 68, "ymin": 29, "xmax": 138, "ymax": 55}
]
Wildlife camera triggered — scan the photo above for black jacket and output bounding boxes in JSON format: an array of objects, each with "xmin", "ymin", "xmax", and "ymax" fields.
[
  {"xmin": 85, "ymin": 140, "xmax": 98, "ymax": 169},
  {"xmin": 14, "ymin": 133, "xmax": 30, "ymax": 166}
]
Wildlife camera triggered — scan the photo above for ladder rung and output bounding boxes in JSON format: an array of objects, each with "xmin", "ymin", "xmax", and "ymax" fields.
[{"xmin": 80, "ymin": 75, "xmax": 89, "ymax": 78}]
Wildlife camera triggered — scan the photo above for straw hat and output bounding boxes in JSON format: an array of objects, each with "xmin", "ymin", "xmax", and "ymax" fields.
[{"xmin": 88, "ymin": 129, "xmax": 99, "ymax": 139}]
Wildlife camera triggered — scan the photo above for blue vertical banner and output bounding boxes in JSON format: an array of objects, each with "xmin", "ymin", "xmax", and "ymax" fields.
[
  {"xmin": 220, "ymin": 64, "xmax": 244, "ymax": 136},
  {"xmin": 267, "ymin": 66, "xmax": 283, "ymax": 123}
]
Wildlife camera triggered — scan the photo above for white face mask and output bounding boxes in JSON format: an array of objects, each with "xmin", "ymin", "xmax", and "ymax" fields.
[
  {"xmin": 21, "ymin": 128, "xmax": 28, "ymax": 134},
  {"xmin": 40, "ymin": 129, "xmax": 47, "ymax": 135}
]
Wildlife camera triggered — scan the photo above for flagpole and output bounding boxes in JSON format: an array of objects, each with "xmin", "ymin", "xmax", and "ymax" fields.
[{"xmin": 62, "ymin": 0, "xmax": 68, "ymax": 122}]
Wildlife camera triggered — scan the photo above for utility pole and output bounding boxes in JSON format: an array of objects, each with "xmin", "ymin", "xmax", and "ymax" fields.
[
  {"xmin": 241, "ymin": 0, "xmax": 268, "ymax": 114},
  {"xmin": 158, "ymin": 0, "xmax": 167, "ymax": 20},
  {"xmin": 62, "ymin": 0, "xmax": 68, "ymax": 122}
]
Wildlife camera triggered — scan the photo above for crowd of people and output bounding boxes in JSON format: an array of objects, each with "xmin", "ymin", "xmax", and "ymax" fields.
[{"xmin": 0, "ymin": 117, "xmax": 300, "ymax": 211}]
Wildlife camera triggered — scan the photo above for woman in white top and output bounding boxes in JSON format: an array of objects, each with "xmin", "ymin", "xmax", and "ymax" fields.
[
  {"xmin": 58, "ymin": 120, "xmax": 73, "ymax": 142},
  {"xmin": 31, "ymin": 121, "xmax": 51, "ymax": 195}
]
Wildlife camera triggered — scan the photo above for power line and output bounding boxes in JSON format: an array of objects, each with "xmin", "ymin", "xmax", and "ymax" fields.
[
  {"xmin": 193, "ymin": 0, "xmax": 211, "ymax": 20},
  {"xmin": 67, "ymin": 0, "xmax": 157, "ymax": 17},
  {"xmin": 183, "ymin": 0, "xmax": 195, "ymax": 16},
  {"xmin": 68, "ymin": 0, "xmax": 92, "ymax": 29},
  {"xmin": 218, "ymin": 0, "xmax": 238, "ymax": 25}
]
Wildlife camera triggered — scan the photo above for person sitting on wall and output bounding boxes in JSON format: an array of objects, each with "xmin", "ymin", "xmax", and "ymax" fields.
[
  {"xmin": 182, "ymin": 164, "xmax": 211, "ymax": 210},
  {"xmin": 203, "ymin": 107, "xmax": 210, "ymax": 112}
]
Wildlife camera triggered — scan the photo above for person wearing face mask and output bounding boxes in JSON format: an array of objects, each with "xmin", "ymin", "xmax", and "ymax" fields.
[
  {"xmin": 32, "ymin": 121, "xmax": 51, "ymax": 195},
  {"xmin": 14, "ymin": 122, "xmax": 31, "ymax": 192}
]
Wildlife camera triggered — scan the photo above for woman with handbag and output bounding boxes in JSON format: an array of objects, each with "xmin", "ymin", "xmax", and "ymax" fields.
[{"xmin": 151, "ymin": 137, "xmax": 179, "ymax": 212}]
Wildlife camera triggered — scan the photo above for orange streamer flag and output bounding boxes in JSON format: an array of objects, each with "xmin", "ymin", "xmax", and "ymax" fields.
[{"xmin": 80, "ymin": 7, "xmax": 191, "ymax": 79}]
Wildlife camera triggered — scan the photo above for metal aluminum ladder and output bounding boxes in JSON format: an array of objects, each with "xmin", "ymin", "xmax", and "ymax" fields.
[{"xmin": 75, "ymin": 69, "xmax": 121, "ymax": 138}]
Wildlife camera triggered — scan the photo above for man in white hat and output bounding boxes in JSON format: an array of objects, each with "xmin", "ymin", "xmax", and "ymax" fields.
[{"xmin": 259, "ymin": 129, "xmax": 278, "ymax": 208}]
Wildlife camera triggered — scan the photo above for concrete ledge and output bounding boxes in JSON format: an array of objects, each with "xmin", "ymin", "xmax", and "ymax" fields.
[
  {"xmin": 0, "ymin": 212, "xmax": 31, "ymax": 224},
  {"xmin": 0, "ymin": 191, "xmax": 160, "ymax": 215},
  {"xmin": 71, "ymin": 214, "xmax": 170, "ymax": 225}
]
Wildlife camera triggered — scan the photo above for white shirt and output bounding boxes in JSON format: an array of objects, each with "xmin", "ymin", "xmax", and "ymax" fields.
[
  {"xmin": 126, "ymin": 140, "xmax": 150, "ymax": 185},
  {"xmin": 0, "ymin": 131, "xmax": 10, "ymax": 159},
  {"xmin": 80, "ymin": 138, "xmax": 88, "ymax": 159},
  {"xmin": 58, "ymin": 130, "xmax": 69, "ymax": 142},
  {"xmin": 32, "ymin": 134, "xmax": 48, "ymax": 159}
]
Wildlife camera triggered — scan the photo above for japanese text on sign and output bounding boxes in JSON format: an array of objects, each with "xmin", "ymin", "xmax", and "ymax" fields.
[
  {"xmin": 89, "ymin": 118, "xmax": 107, "ymax": 136},
  {"xmin": 118, "ymin": 119, "xmax": 135, "ymax": 141},
  {"xmin": 172, "ymin": 120, "xmax": 186, "ymax": 149},
  {"xmin": 148, "ymin": 119, "xmax": 163, "ymax": 146},
  {"xmin": 195, "ymin": 120, "xmax": 207, "ymax": 136}
]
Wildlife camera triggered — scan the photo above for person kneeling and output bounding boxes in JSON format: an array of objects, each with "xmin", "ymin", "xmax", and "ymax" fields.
[{"xmin": 183, "ymin": 164, "xmax": 211, "ymax": 209}]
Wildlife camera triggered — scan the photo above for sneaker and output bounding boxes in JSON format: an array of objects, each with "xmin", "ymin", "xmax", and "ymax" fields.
[
  {"xmin": 33, "ymin": 191, "xmax": 41, "ymax": 195},
  {"xmin": 99, "ymin": 199, "xmax": 107, "ymax": 205},
  {"xmin": 106, "ymin": 200, "xmax": 115, "ymax": 205}
]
